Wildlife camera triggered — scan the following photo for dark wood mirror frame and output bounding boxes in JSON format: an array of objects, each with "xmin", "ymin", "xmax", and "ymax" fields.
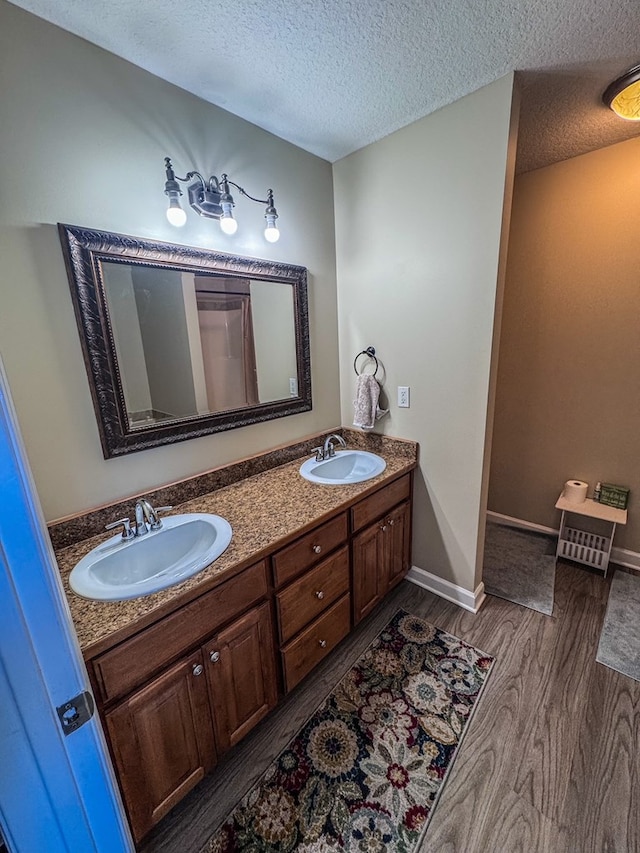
[{"xmin": 58, "ymin": 224, "xmax": 312, "ymax": 458}]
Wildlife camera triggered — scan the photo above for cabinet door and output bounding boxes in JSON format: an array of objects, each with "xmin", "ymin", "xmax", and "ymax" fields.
[
  {"xmin": 205, "ymin": 602, "xmax": 278, "ymax": 754},
  {"xmin": 352, "ymin": 520, "xmax": 387, "ymax": 624},
  {"xmin": 386, "ymin": 501, "xmax": 411, "ymax": 590},
  {"xmin": 105, "ymin": 650, "xmax": 216, "ymax": 842}
]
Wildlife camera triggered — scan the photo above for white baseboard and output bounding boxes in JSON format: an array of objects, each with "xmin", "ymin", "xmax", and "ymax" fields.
[
  {"xmin": 486, "ymin": 510, "xmax": 556, "ymax": 536},
  {"xmin": 486, "ymin": 510, "xmax": 640, "ymax": 573},
  {"xmin": 609, "ymin": 546, "xmax": 640, "ymax": 572},
  {"xmin": 407, "ymin": 513, "xmax": 640, "ymax": 614},
  {"xmin": 406, "ymin": 566, "xmax": 486, "ymax": 613}
]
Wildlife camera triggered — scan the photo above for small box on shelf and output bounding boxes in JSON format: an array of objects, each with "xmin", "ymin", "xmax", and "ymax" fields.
[{"xmin": 599, "ymin": 483, "xmax": 629, "ymax": 510}]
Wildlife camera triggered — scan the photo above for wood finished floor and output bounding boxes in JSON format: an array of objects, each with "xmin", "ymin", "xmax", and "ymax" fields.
[{"xmin": 141, "ymin": 562, "xmax": 640, "ymax": 853}]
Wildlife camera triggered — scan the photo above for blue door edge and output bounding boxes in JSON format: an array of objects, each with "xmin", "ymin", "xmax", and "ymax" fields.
[{"xmin": 0, "ymin": 357, "xmax": 133, "ymax": 852}]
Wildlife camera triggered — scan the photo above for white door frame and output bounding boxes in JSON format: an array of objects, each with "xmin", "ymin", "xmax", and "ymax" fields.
[{"xmin": 0, "ymin": 356, "xmax": 133, "ymax": 852}]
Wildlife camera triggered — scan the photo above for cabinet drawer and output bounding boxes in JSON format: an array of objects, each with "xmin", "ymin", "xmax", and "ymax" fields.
[
  {"xmin": 92, "ymin": 561, "xmax": 268, "ymax": 704},
  {"xmin": 281, "ymin": 593, "xmax": 351, "ymax": 692},
  {"xmin": 276, "ymin": 546, "xmax": 349, "ymax": 644},
  {"xmin": 351, "ymin": 474, "xmax": 411, "ymax": 532},
  {"xmin": 272, "ymin": 513, "xmax": 348, "ymax": 587}
]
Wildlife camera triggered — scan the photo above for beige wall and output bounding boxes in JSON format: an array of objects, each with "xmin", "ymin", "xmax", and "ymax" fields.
[
  {"xmin": 489, "ymin": 135, "xmax": 640, "ymax": 552},
  {"xmin": 334, "ymin": 74, "xmax": 517, "ymax": 593},
  {"xmin": 103, "ymin": 264, "xmax": 152, "ymax": 414},
  {"xmin": 0, "ymin": 2, "xmax": 340, "ymax": 521},
  {"xmin": 250, "ymin": 281, "xmax": 297, "ymax": 403}
]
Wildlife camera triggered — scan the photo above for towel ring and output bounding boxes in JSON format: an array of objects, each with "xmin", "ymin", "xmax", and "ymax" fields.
[{"xmin": 353, "ymin": 346, "xmax": 379, "ymax": 377}]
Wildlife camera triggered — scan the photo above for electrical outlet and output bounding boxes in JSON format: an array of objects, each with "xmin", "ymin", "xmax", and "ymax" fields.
[
  {"xmin": 398, "ymin": 386, "xmax": 410, "ymax": 408},
  {"xmin": 289, "ymin": 377, "xmax": 298, "ymax": 397}
]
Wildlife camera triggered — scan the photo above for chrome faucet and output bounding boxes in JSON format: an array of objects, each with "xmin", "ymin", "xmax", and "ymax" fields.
[
  {"xmin": 134, "ymin": 499, "xmax": 154, "ymax": 535},
  {"xmin": 106, "ymin": 499, "xmax": 172, "ymax": 540},
  {"xmin": 134, "ymin": 498, "xmax": 171, "ymax": 535},
  {"xmin": 310, "ymin": 433, "xmax": 347, "ymax": 462},
  {"xmin": 324, "ymin": 433, "xmax": 347, "ymax": 458}
]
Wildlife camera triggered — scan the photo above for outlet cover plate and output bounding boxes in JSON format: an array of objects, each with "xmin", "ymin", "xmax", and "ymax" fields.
[{"xmin": 398, "ymin": 386, "xmax": 410, "ymax": 408}]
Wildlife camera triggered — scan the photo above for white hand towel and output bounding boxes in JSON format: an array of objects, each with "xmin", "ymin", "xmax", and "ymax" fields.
[{"xmin": 353, "ymin": 374, "xmax": 389, "ymax": 430}]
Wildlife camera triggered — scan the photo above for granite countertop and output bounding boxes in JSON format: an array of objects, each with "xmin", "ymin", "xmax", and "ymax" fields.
[{"xmin": 56, "ymin": 437, "xmax": 417, "ymax": 657}]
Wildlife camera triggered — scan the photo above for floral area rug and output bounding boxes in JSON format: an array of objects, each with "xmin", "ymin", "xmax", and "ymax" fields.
[{"xmin": 202, "ymin": 610, "xmax": 494, "ymax": 853}]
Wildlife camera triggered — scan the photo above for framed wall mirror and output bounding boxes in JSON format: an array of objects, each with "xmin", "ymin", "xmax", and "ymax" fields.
[{"xmin": 58, "ymin": 224, "xmax": 311, "ymax": 458}]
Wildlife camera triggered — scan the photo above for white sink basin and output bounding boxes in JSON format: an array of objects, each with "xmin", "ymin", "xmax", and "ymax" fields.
[
  {"xmin": 69, "ymin": 513, "xmax": 233, "ymax": 601},
  {"xmin": 300, "ymin": 449, "xmax": 386, "ymax": 485}
]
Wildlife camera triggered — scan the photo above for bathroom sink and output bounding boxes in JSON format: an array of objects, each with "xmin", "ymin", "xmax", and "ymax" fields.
[
  {"xmin": 69, "ymin": 513, "xmax": 233, "ymax": 601},
  {"xmin": 300, "ymin": 450, "xmax": 386, "ymax": 485}
]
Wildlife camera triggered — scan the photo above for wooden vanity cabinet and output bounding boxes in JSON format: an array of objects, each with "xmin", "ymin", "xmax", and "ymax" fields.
[
  {"xmin": 352, "ymin": 475, "xmax": 412, "ymax": 624},
  {"xmin": 94, "ymin": 562, "xmax": 278, "ymax": 842},
  {"xmin": 88, "ymin": 470, "xmax": 413, "ymax": 842},
  {"xmin": 386, "ymin": 500, "xmax": 412, "ymax": 588},
  {"xmin": 276, "ymin": 546, "xmax": 350, "ymax": 645},
  {"xmin": 281, "ymin": 593, "xmax": 351, "ymax": 691},
  {"xmin": 273, "ymin": 514, "xmax": 351, "ymax": 692},
  {"xmin": 273, "ymin": 475, "xmax": 413, "ymax": 689},
  {"xmin": 105, "ymin": 648, "xmax": 217, "ymax": 842},
  {"xmin": 272, "ymin": 513, "xmax": 348, "ymax": 587},
  {"xmin": 205, "ymin": 601, "xmax": 277, "ymax": 753},
  {"xmin": 91, "ymin": 560, "xmax": 270, "ymax": 706}
]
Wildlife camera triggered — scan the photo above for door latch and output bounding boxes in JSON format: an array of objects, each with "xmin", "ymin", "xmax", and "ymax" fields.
[{"xmin": 56, "ymin": 690, "xmax": 95, "ymax": 736}]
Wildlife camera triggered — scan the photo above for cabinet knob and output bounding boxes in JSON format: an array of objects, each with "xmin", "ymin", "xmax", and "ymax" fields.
[
  {"xmin": 318, "ymin": 639, "xmax": 327, "ymax": 648},
  {"xmin": 209, "ymin": 651, "xmax": 220, "ymax": 663},
  {"xmin": 387, "ymin": 518, "xmax": 395, "ymax": 526},
  {"xmin": 312, "ymin": 544, "xmax": 322, "ymax": 554},
  {"xmin": 315, "ymin": 590, "xmax": 325, "ymax": 600},
  {"xmin": 192, "ymin": 664, "xmax": 204, "ymax": 676},
  {"xmin": 381, "ymin": 524, "xmax": 387, "ymax": 532}
]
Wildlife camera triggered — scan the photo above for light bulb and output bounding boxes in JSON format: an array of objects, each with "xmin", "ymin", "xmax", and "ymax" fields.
[
  {"xmin": 166, "ymin": 198, "xmax": 186, "ymax": 227},
  {"xmin": 610, "ymin": 79, "xmax": 640, "ymax": 120},
  {"xmin": 603, "ymin": 66, "xmax": 640, "ymax": 120},
  {"xmin": 264, "ymin": 210, "xmax": 279, "ymax": 242},
  {"xmin": 220, "ymin": 216, "xmax": 238, "ymax": 235},
  {"xmin": 220, "ymin": 200, "xmax": 237, "ymax": 235}
]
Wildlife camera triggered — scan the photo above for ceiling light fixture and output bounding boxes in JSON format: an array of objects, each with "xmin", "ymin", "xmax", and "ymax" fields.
[
  {"xmin": 163, "ymin": 158, "xmax": 280, "ymax": 242},
  {"xmin": 602, "ymin": 64, "xmax": 640, "ymax": 121}
]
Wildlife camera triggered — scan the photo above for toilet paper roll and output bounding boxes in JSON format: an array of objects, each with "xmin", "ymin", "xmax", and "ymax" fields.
[{"xmin": 563, "ymin": 480, "xmax": 588, "ymax": 504}]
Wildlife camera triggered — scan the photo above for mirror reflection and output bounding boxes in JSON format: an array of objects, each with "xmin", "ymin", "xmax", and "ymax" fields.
[{"xmin": 102, "ymin": 263, "xmax": 298, "ymax": 428}]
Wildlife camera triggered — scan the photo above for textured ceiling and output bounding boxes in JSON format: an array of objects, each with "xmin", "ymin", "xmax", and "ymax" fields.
[{"xmin": 7, "ymin": 0, "xmax": 640, "ymax": 171}]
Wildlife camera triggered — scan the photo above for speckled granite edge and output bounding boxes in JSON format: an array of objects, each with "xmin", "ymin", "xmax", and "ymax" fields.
[
  {"xmin": 48, "ymin": 430, "xmax": 417, "ymax": 549},
  {"xmin": 342, "ymin": 429, "xmax": 417, "ymax": 458},
  {"xmin": 55, "ymin": 437, "xmax": 417, "ymax": 654}
]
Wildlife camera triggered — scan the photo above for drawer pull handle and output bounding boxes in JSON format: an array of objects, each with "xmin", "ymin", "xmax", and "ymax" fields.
[
  {"xmin": 209, "ymin": 651, "xmax": 220, "ymax": 663},
  {"xmin": 318, "ymin": 639, "xmax": 327, "ymax": 648},
  {"xmin": 315, "ymin": 590, "xmax": 325, "ymax": 600},
  {"xmin": 192, "ymin": 664, "xmax": 204, "ymax": 677},
  {"xmin": 312, "ymin": 544, "xmax": 322, "ymax": 554}
]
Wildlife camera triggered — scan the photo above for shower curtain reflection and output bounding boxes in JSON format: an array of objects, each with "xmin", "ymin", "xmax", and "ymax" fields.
[{"xmin": 195, "ymin": 286, "xmax": 259, "ymax": 412}]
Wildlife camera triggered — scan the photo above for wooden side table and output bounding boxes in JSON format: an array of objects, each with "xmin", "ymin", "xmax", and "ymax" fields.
[{"xmin": 555, "ymin": 494, "xmax": 627, "ymax": 577}]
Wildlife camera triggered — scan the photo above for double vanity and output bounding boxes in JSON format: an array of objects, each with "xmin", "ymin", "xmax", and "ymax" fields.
[{"xmin": 52, "ymin": 431, "xmax": 417, "ymax": 843}]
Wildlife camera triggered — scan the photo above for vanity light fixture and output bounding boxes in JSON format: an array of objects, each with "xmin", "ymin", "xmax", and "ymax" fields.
[
  {"xmin": 163, "ymin": 157, "xmax": 280, "ymax": 242},
  {"xmin": 602, "ymin": 64, "xmax": 640, "ymax": 121}
]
